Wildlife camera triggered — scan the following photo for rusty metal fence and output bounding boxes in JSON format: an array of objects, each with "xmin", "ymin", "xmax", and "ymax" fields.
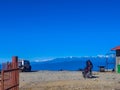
[{"xmin": 0, "ymin": 56, "xmax": 19, "ymax": 90}]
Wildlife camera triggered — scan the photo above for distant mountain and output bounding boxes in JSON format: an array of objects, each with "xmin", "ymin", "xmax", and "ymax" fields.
[
  {"xmin": 31, "ymin": 55, "xmax": 115, "ymax": 71},
  {"xmin": 32, "ymin": 54, "xmax": 115, "ymax": 63}
]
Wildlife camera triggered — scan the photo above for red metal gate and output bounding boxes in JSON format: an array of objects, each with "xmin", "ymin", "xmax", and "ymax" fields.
[{"xmin": 0, "ymin": 56, "xmax": 19, "ymax": 90}]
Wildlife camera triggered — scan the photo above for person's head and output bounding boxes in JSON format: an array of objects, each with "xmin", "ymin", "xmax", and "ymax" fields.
[{"xmin": 86, "ymin": 60, "xmax": 92, "ymax": 65}]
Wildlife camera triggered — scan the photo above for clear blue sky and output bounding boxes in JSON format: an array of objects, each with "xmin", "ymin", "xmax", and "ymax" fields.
[{"xmin": 0, "ymin": 0, "xmax": 120, "ymax": 61}]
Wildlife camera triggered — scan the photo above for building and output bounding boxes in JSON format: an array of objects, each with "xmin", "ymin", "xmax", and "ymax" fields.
[{"xmin": 111, "ymin": 46, "xmax": 120, "ymax": 73}]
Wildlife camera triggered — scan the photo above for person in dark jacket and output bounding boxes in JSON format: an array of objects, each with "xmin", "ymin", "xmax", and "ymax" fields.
[
  {"xmin": 86, "ymin": 60, "xmax": 93, "ymax": 75},
  {"xmin": 82, "ymin": 60, "xmax": 93, "ymax": 78}
]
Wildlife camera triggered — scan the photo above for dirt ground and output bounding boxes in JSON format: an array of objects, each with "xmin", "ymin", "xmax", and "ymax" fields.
[{"xmin": 19, "ymin": 71, "xmax": 120, "ymax": 90}]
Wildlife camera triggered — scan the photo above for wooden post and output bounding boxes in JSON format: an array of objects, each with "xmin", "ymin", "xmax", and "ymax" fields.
[
  {"xmin": 1, "ymin": 71, "xmax": 4, "ymax": 90},
  {"xmin": 12, "ymin": 56, "xmax": 18, "ymax": 69},
  {"xmin": 12, "ymin": 56, "xmax": 19, "ymax": 90}
]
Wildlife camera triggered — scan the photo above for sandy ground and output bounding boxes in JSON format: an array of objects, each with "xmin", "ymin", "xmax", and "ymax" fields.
[{"xmin": 19, "ymin": 71, "xmax": 120, "ymax": 90}]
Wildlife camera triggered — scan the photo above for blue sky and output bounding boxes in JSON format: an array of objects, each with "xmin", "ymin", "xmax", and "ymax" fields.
[{"xmin": 0, "ymin": 0, "xmax": 120, "ymax": 61}]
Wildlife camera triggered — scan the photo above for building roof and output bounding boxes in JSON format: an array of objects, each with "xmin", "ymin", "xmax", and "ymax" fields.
[{"xmin": 111, "ymin": 46, "xmax": 120, "ymax": 50}]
